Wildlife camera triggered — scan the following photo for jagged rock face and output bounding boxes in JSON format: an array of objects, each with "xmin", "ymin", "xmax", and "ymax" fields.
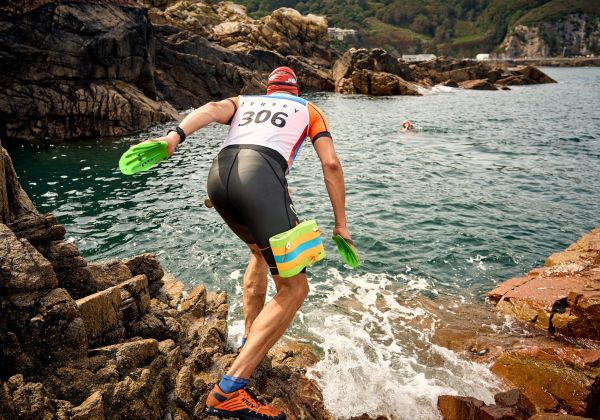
[
  {"xmin": 504, "ymin": 14, "xmax": 600, "ymax": 58},
  {"xmin": 0, "ymin": 1, "xmax": 178, "ymax": 144},
  {"xmin": 333, "ymin": 48, "xmax": 420, "ymax": 96},
  {"xmin": 149, "ymin": 2, "xmax": 334, "ymax": 66}
]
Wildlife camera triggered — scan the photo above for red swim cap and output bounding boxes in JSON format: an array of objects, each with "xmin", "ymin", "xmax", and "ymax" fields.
[{"xmin": 267, "ymin": 66, "xmax": 299, "ymax": 96}]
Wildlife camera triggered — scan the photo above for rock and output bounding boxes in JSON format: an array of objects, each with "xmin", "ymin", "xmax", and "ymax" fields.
[
  {"xmin": 119, "ymin": 275, "xmax": 151, "ymax": 315},
  {"xmin": 440, "ymin": 80, "xmax": 459, "ymax": 88},
  {"xmin": 71, "ymin": 391, "xmax": 104, "ymax": 420},
  {"xmin": 488, "ymin": 228, "xmax": 600, "ymax": 340},
  {"xmin": 126, "ymin": 254, "xmax": 165, "ymax": 289},
  {"xmin": 491, "ymin": 347, "xmax": 600, "ymax": 417},
  {"xmin": 528, "ymin": 414, "xmax": 593, "ymax": 419},
  {"xmin": 180, "ymin": 284, "xmax": 206, "ymax": 316},
  {"xmin": 7, "ymin": 212, "xmax": 65, "ymax": 248},
  {"xmin": 88, "ymin": 261, "xmax": 133, "ymax": 291},
  {"xmin": 494, "ymin": 389, "xmax": 536, "ymax": 419},
  {"xmin": 89, "ymin": 339, "xmax": 159, "ymax": 373},
  {"xmin": 512, "ymin": 66, "xmax": 556, "ymax": 84},
  {"xmin": 351, "ymin": 69, "xmax": 421, "ymax": 96},
  {"xmin": 437, "ymin": 395, "xmax": 486, "ymax": 420},
  {"xmin": 76, "ymin": 286, "xmax": 123, "ymax": 346},
  {"xmin": 0, "ymin": 2, "xmax": 178, "ymax": 144},
  {"xmin": 459, "ymin": 79, "xmax": 498, "ymax": 90},
  {"xmin": 0, "ymin": 145, "xmax": 36, "ymax": 224},
  {"xmin": 155, "ymin": 273, "xmax": 185, "ymax": 308},
  {"xmin": 4, "ymin": 375, "xmax": 56, "ymax": 419},
  {"xmin": 0, "ymin": 225, "xmax": 58, "ymax": 293},
  {"xmin": 545, "ymin": 227, "xmax": 600, "ymax": 268}
]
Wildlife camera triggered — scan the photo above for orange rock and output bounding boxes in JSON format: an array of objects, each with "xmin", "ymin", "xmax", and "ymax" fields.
[
  {"xmin": 488, "ymin": 228, "xmax": 600, "ymax": 340},
  {"xmin": 491, "ymin": 347, "xmax": 600, "ymax": 417}
]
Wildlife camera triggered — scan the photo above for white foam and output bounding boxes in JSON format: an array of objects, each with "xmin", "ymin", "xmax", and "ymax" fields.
[{"xmin": 302, "ymin": 270, "xmax": 502, "ymax": 418}]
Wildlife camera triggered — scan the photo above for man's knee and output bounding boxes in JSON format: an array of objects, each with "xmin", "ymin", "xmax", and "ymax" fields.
[{"xmin": 276, "ymin": 275, "xmax": 309, "ymax": 303}]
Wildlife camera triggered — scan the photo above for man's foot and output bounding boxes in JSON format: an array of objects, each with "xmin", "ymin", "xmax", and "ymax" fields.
[{"xmin": 205, "ymin": 384, "xmax": 286, "ymax": 420}]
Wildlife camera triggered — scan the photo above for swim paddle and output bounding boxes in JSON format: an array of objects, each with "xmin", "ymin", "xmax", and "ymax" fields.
[
  {"xmin": 119, "ymin": 141, "xmax": 169, "ymax": 175},
  {"xmin": 332, "ymin": 234, "xmax": 359, "ymax": 268}
]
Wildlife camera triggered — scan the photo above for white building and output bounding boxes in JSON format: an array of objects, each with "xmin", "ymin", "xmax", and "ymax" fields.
[
  {"xmin": 328, "ymin": 27, "xmax": 357, "ymax": 41},
  {"xmin": 402, "ymin": 54, "xmax": 436, "ymax": 62}
]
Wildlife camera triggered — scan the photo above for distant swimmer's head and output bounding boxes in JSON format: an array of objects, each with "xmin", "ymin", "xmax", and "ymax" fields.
[
  {"xmin": 267, "ymin": 66, "xmax": 299, "ymax": 96},
  {"xmin": 402, "ymin": 120, "xmax": 415, "ymax": 131}
]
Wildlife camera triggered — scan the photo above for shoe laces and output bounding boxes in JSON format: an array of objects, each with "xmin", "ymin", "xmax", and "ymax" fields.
[{"xmin": 242, "ymin": 385, "xmax": 267, "ymax": 405}]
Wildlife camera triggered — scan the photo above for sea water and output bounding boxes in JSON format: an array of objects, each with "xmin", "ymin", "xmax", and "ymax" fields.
[{"xmin": 8, "ymin": 67, "xmax": 600, "ymax": 418}]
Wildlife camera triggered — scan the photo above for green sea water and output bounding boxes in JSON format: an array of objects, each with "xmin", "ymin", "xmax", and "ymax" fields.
[{"xmin": 8, "ymin": 67, "xmax": 600, "ymax": 418}]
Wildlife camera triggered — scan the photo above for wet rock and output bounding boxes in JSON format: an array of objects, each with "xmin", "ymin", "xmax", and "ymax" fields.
[
  {"xmin": 512, "ymin": 65, "xmax": 557, "ymax": 84},
  {"xmin": 438, "ymin": 395, "xmax": 487, "ymax": 420},
  {"xmin": 491, "ymin": 347, "xmax": 600, "ymax": 417},
  {"xmin": 488, "ymin": 227, "xmax": 600, "ymax": 340},
  {"xmin": 528, "ymin": 414, "xmax": 593, "ymax": 419},
  {"xmin": 459, "ymin": 79, "xmax": 498, "ymax": 90},
  {"xmin": 440, "ymin": 80, "xmax": 459, "ymax": 88},
  {"xmin": 0, "ymin": 2, "xmax": 178, "ymax": 144},
  {"xmin": 494, "ymin": 389, "xmax": 536, "ymax": 418}
]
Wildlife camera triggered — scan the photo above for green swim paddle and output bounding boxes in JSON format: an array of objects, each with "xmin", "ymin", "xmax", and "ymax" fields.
[
  {"xmin": 119, "ymin": 141, "xmax": 169, "ymax": 175},
  {"xmin": 333, "ymin": 234, "xmax": 359, "ymax": 268}
]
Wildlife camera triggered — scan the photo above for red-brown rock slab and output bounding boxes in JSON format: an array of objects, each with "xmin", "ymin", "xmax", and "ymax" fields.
[
  {"xmin": 488, "ymin": 228, "xmax": 600, "ymax": 340},
  {"xmin": 491, "ymin": 347, "xmax": 600, "ymax": 417}
]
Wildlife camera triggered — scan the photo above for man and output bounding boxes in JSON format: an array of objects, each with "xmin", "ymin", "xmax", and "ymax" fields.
[{"xmin": 151, "ymin": 67, "xmax": 352, "ymax": 419}]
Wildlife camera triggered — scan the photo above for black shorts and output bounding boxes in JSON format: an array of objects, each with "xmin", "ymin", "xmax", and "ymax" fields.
[{"xmin": 207, "ymin": 145, "xmax": 300, "ymax": 275}]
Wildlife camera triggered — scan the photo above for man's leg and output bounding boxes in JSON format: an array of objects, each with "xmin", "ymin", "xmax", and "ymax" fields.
[
  {"xmin": 242, "ymin": 244, "xmax": 269, "ymax": 339},
  {"xmin": 226, "ymin": 272, "xmax": 309, "ymax": 379}
]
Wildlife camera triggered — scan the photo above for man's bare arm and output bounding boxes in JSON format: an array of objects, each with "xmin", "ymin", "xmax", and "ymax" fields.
[
  {"xmin": 313, "ymin": 136, "xmax": 352, "ymax": 241},
  {"xmin": 150, "ymin": 99, "xmax": 236, "ymax": 156}
]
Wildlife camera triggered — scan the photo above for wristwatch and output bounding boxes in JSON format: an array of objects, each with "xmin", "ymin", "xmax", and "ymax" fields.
[{"xmin": 167, "ymin": 127, "xmax": 187, "ymax": 144}]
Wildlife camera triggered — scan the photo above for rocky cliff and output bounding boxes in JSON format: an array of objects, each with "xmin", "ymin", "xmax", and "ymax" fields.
[
  {"xmin": 503, "ymin": 13, "xmax": 600, "ymax": 58},
  {"xmin": 0, "ymin": 141, "xmax": 331, "ymax": 419},
  {"xmin": 0, "ymin": 0, "xmax": 560, "ymax": 145},
  {"xmin": 0, "ymin": 1, "xmax": 179, "ymax": 145}
]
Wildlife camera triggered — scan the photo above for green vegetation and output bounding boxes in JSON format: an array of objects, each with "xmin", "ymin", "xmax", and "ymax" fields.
[
  {"xmin": 517, "ymin": 0, "xmax": 600, "ymax": 24},
  {"xmin": 233, "ymin": 0, "xmax": 600, "ymax": 56}
]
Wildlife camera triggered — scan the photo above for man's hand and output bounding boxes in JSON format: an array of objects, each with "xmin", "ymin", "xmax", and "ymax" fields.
[
  {"xmin": 333, "ymin": 225, "xmax": 353, "ymax": 243},
  {"xmin": 142, "ymin": 131, "xmax": 180, "ymax": 157}
]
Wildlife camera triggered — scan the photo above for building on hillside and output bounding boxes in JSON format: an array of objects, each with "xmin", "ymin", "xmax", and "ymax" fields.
[
  {"xmin": 476, "ymin": 53, "xmax": 491, "ymax": 61},
  {"xmin": 328, "ymin": 27, "xmax": 357, "ymax": 41},
  {"xmin": 402, "ymin": 54, "xmax": 436, "ymax": 62}
]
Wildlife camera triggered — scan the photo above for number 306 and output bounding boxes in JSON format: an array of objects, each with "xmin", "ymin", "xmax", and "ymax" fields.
[{"xmin": 238, "ymin": 111, "xmax": 288, "ymax": 128}]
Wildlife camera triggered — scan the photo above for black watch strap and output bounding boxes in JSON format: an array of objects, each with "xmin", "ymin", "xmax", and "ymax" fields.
[{"xmin": 168, "ymin": 127, "xmax": 187, "ymax": 144}]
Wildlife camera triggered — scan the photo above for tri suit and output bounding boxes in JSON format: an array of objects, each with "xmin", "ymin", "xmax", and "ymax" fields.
[{"xmin": 206, "ymin": 93, "xmax": 331, "ymax": 275}]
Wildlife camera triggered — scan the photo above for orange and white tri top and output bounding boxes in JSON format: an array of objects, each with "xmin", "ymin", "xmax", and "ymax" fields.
[{"xmin": 222, "ymin": 93, "xmax": 331, "ymax": 171}]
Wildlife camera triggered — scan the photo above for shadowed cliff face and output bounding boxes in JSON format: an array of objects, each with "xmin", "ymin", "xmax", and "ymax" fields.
[{"xmin": 0, "ymin": 1, "xmax": 178, "ymax": 144}]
